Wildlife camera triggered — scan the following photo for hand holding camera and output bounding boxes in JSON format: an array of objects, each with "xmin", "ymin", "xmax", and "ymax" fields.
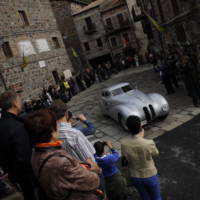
[
  {"xmin": 104, "ymin": 141, "xmax": 113, "ymax": 149},
  {"xmin": 77, "ymin": 114, "xmax": 87, "ymax": 121}
]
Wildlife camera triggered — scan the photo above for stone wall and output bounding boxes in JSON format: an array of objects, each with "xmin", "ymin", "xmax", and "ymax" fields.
[
  {"xmin": 73, "ymin": 0, "xmax": 138, "ymax": 64},
  {"xmin": 50, "ymin": 0, "xmax": 87, "ymax": 71},
  {"xmin": 0, "ymin": 0, "xmax": 72, "ymax": 99},
  {"xmin": 151, "ymin": 0, "xmax": 200, "ymax": 53},
  {"xmin": 125, "ymin": 0, "xmax": 148, "ymax": 57}
]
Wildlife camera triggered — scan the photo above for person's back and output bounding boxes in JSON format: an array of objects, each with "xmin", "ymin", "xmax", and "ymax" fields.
[
  {"xmin": 0, "ymin": 91, "xmax": 36, "ymax": 200},
  {"xmin": 94, "ymin": 142, "xmax": 119, "ymax": 177},
  {"xmin": 121, "ymin": 116, "xmax": 161, "ymax": 200},
  {"xmin": 0, "ymin": 112, "xmax": 31, "ymax": 173},
  {"xmin": 25, "ymin": 109, "xmax": 101, "ymax": 200},
  {"xmin": 32, "ymin": 145, "xmax": 100, "ymax": 200},
  {"xmin": 58, "ymin": 121, "xmax": 95, "ymax": 161},
  {"xmin": 122, "ymin": 136, "xmax": 158, "ymax": 178},
  {"xmin": 50, "ymin": 100, "xmax": 95, "ymax": 162}
]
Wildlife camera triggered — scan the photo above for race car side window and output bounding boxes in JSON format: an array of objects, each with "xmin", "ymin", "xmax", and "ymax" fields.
[{"xmin": 122, "ymin": 85, "xmax": 132, "ymax": 93}]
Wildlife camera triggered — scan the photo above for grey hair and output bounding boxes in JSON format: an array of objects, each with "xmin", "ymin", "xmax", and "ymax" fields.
[{"xmin": 0, "ymin": 90, "xmax": 19, "ymax": 111}]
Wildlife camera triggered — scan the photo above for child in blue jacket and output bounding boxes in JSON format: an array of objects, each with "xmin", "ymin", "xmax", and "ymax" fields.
[{"xmin": 94, "ymin": 141, "xmax": 127, "ymax": 200}]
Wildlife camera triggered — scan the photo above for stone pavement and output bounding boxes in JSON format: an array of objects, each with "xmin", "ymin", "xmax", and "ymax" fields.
[{"xmin": 68, "ymin": 65, "xmax": 200, "ymax": 154}]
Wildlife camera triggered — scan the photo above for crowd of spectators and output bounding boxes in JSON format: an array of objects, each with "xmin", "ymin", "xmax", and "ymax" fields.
[
  {"xmin": 0, "ymin": 90, "xmax": 160, "ymax": 200},
  {"xmin": 0, "ymin": 45, "xmax": 199, "ymax": 200},
  {"xmin": 146, "ymin": 44, "xmax": 200, "ymax": 107},
  {"xmin": 20, "ymin": 58, "xmax": 141, "ymax": 116}
]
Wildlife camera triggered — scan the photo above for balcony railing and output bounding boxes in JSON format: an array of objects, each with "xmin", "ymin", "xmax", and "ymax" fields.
[
  {"xmin": 105, "ymin": 25, "xmax": 115, "ymax": 34},
  {"xmin": 119, "ymin": 19, "xmax": 131, "ymax": 28},
  {"xmin": 83, "ymin": 23, "xmax": 97, "ymax": 34},
  {"xmin": 105, "ymin": 19, "xmax": 131, "ymax": 35}
]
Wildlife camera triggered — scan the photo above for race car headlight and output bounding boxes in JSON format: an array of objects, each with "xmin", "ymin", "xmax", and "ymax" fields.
[{"xmin": 162, "ymin": 104, "xmax": 168, "ymax": 112}]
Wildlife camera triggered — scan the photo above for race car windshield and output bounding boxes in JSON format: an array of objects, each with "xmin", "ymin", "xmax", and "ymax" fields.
[
  {"xmin": 122, "ymin": 85, "xmax": 132, "ymax": 93},
  {"xmin": 111, "ymin": 85, "xmax": 132, "ymax": 96}
]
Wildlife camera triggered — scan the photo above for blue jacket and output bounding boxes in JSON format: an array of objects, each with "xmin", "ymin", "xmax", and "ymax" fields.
[
  {"xmin": 74, "ymin": 120, "xmax": 96, "ymax": 136},
  {"xmin": 95, "ymin": 149, "xmax": 119, "ymax": 177}
]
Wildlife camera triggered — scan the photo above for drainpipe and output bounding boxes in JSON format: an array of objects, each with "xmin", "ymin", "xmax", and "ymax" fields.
[
  {"xmin": 0, "ymin": 71, "xmax": 7, "ymax": 90},
  {"xmin": 99, "ymin": 9, "xmax": 114, "ymax": 62},
  {"xmin": 149, "ymin": 0, "xmax": 165, "ymax": 53},
  {"xmin": 0, "ymin": 37, "xmax": 8, "ymax": 91}
]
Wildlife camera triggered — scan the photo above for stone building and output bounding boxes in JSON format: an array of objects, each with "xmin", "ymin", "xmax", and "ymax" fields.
[
  {"xmin": 101, "ymin": 0, "xmax": 138, "ymax": 61},
  {"xmin": 73, "ymin": 0, "xmax": 111, "ymax": 67},
  {"xmin": 73, "ymin": 0, "xmax": 138, "ymax": 67},
  {"xmin": 134, "ymin": 0, "xmax": 200, "ymax": 57},
  {"xmin": 0, "ymin": 0, "xmax": 73, "ymax": 99},
  {"xmin": 50, "ymin": 0, "xmax": 91, "ymax": 72},
  {"xmin": 155, "ymin": 0, "xmax": 200, "ymax": 56},
  {"xmin": 125, "ymin": 0, "xmax": 149, "ymax": 58}
]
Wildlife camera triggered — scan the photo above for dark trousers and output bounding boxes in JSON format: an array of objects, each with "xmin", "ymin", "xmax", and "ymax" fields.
[
  {"xmin": 171, "ymin": 73, "xmax": 179, "ymax": 88},
  {"xmin": 130, "ymin": 174, "xmax": 162, "ymax": 200},
  {"xmin": 18, "ymin": 179, "xmax": 37, "ymax": 200},
  {"xmin": 9, "ymin": 173, "xmax": 37, "ymax": 200},
  {"xmin": 184, "ymin": 77, "xmax": 200, "ymax": 106},
  {"xmin": 105, "ymin": 172, "xmax": 127, "ymax": 200},
  {"xmin": 162, "ymin": 75, "xmax": 174, "ymax": 94},
  {"xmin": 0, "ymin": 179, "xmax": 7, "ymax": 194}
]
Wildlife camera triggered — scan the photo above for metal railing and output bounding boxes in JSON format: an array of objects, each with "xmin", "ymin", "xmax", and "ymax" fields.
[{"xmin": 83, "ymin": 23, "xmax": 97, "ymax": 34}]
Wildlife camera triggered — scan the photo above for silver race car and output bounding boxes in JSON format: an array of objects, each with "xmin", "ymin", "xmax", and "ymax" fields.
[{"xmin": 100, "ymin": 82, "xmax": 169, "ymax": 129}]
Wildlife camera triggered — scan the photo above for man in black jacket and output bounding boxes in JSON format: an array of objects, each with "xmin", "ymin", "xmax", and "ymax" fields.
[{"xmin": 0, "ymin": 91, "xmax": 36, "ymax": 200}]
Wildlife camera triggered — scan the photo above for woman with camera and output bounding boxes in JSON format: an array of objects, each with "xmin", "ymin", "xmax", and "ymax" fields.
[{"xmin": 94, "ymin": 141, "xmax": 127, "ymax": 200}]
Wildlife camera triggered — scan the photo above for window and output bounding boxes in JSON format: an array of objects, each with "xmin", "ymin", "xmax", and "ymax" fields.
[
  {"xmin": 52, "ymin": 37, "xmax": 60, "ymax": 49},
  {"xmin": 176, "ymin": 24, "xmax": 186, "ymax": 42},
  {"xmin": 105, "ymin": 18, "xmax": 113, "ymax": 29},
  {"xmin": 85, "ymin": 17, "xmax": 92, "ymax": 28},
  {"xmin": 52, "ymin": 70, "xmax": 60, "ymax": 84},
  {"xmin": 18, "ymin": 40, "xmax": 36, "ymax": 56},
  {"xmin": 110, "ymin": 37, "xmax": 117, "ymax": 47},
  {"xmin": 117, "ymin": 13, "xmax": 124, "ymax": 25},
  {"xmin": 102, "ymin": 91, "xmax": 110, "ymax": 97},
  {"xmin": 136, "ymin": 0, "xmax": 141, "ymax": 6},
  {"xmin": 157, "ymin": 0, "xmax": 165, "ymax": 22},
  {"xmin": 122, "ymin": 33, "xmax": 130, "ymax": 42},
  {"xmin": 35, "ymin": 39, "xmax": 50, "ymax": 53},
  {"xmin": 171, "ymin": 0, "xmax": 179, "ymax": 16},
  {"xmin": 96, "ymin": 38, "xmax": 103, "ymax": 47},
  {"xmin": 18, "ymin": 10, "xmax": 29, "ymax": 26},
  {"xmin": 2, "ymin": 42, "xmax": 13, "ymax": 58},
  {"xmin": 122, "ymin": 85, "xmax": 132, "ymax": 93},
  {"xmin": 84, "ymin": 42, "xmax": 90, "ymax": 51}
]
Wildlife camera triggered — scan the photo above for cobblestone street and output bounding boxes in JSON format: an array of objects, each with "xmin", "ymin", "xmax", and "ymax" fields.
[{"xmin": 68, "ymin": 65, "xmax": 200, "ymax": 153}]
